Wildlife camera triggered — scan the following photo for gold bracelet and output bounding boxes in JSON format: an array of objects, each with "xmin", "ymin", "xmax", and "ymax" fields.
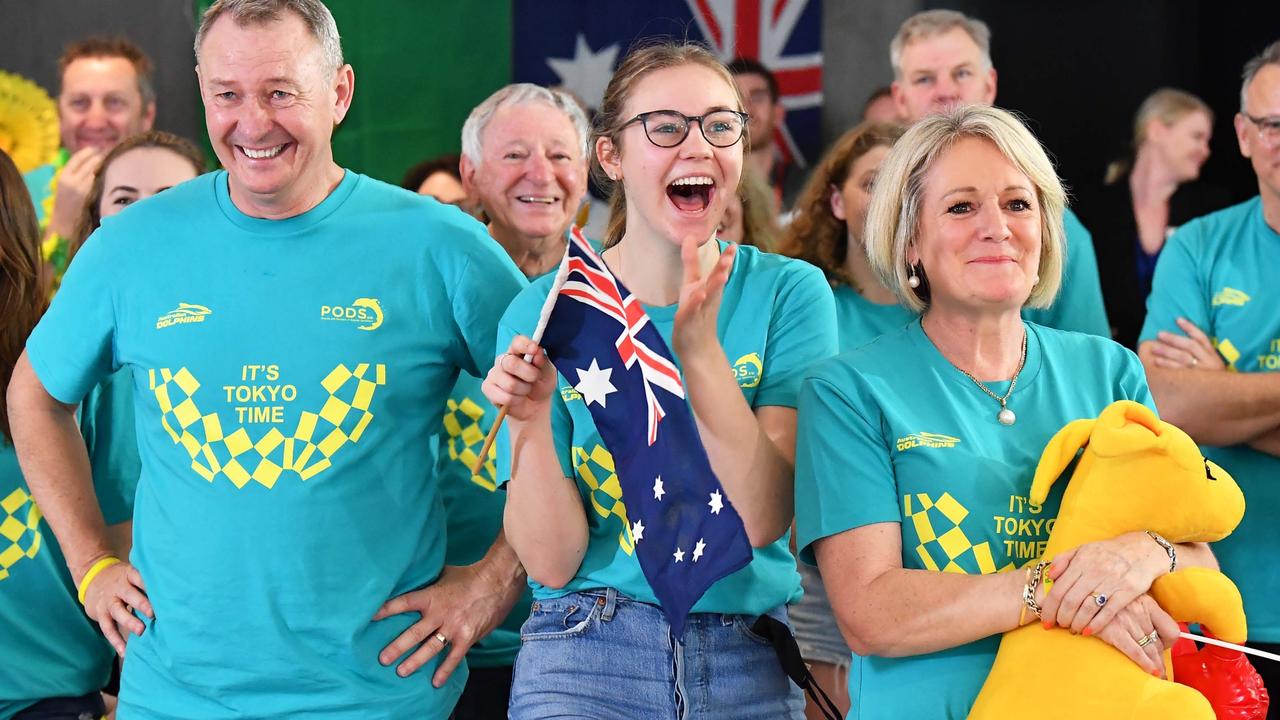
[
  {"xmin": 77, "ymin": 556, "xmax": 121, "ymax": 605},
  {"xmin": 1145, "ymin": 530, "xmax": 1176, "ymax": 573},
  {"xmin": 1022, "ymin": 560, "xmax": 1048, "ymax": 620}
]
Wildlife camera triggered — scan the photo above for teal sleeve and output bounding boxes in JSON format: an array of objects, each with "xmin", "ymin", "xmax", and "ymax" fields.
[
  {"xmin": 494, "ymin": 292, "xmax": 574, "ymax": 486},
  {"xmin": 1137, "ymin": 226, "xmax": 1209, "ymax": 345},
  {"xmin": 755, "ymin": 263, "xmax": 839, "ymax": 408},
  {"xmin": 445, "ymin": 225, "xmax": 528, "ymax": 379},
  {"xmin": 1117, "ymin": 347, "xmax": 1157, "ymax": 413},
  {"xmin": 794, "ymin": 372, "xmax": 900, "ymax": 564},
  {"xmin": 25, "ymin": 228, "xmax": 119, "ymax": 404},
  {"xmin": 79, "ymin": 368, "xmax": 141, "ymax": 525},
  {"xmin": 1022, "ymin": 209, "xmax": 1109, "ymax": 337}
]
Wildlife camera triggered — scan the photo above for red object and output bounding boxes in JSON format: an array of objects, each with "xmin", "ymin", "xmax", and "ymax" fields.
[{"xmin": 1173, "ymin": 635, "xmax": 1270, "ymax": 720}]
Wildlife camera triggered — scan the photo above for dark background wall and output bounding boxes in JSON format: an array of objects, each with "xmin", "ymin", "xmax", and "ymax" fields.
[{"xmin": 5, "ymin": 0, "xmax": 1280, "ymax": 205}]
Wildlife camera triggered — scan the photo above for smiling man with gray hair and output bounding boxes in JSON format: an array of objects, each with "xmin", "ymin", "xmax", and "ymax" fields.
[{"xmin": 7, "ymin": 0, "xmax": 525, "ymax": 717}]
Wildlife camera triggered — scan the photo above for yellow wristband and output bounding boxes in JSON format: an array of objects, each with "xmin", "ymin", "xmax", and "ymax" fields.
[{"xmin": 77, "ymin": 556, "xmax": 121, "ymax": 605}]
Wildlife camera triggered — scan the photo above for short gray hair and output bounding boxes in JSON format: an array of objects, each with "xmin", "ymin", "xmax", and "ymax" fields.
[
  {"xmin": 195, "ymin": 0, "xmax": 343, "ymax": 75},
  {"xmin": 460, "ymin": 84, "xmax": 591, "ymax": 165},
  {"xmin": 864, "ymin": 105, "xmax": 1066, "ymax": 313},
  {"xmin": 1241, "ymin": 40, "xmax": 1280, "ymax": 113},
  {"xmin": 890, "ymin": 10, "xmax": 993, "ymax": 79}
]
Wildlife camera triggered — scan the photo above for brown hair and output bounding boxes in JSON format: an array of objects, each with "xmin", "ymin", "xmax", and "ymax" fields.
[
  {"xmin": 69, "ymin": 131, "xmax": 206, "ymax": 257},
  {"xmin": 0, "ymin": 150, "xmax": 47, "ymax": 443},
  {"xmin": 593, "ymin": 42, "xmax": 744, "ymax": 248},
  {"xmin": 59, "ymin": 36, "xmax": 155, "ymax": 107},
  {"xmin": 778, "ymin": 122, "xmax": 903, "ymax": 284},
  {"xmin": 733, "ymin": 167, "xmax": 780, "ymax": 251}
]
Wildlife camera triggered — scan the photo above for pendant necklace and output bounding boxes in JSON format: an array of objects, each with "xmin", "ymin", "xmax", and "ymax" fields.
[{"xmin": 950, "ymin": 330, "xmax": 1028, "ymax": 426}]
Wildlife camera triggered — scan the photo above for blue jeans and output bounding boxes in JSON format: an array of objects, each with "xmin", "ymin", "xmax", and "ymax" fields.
[{"xmin": 509, "ymin": 588, "xmax": 804, "ymax": 719}]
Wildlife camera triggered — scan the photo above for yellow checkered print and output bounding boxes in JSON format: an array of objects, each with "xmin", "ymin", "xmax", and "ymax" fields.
[
  {"xmin": 573, "ymin": 444, "xmax": 634, "ymax": 555},
  {"xmin": 148, "ymin": 363, "xmax": 386, "ymax": 489},
  {"xmin": 0, "ymin": 488, "xmax": 43, "ymax": 581},
  {"xmin": 903, "ymin": 492, "xmax": 1004, "ymax": 575},
  {"xmin": 443, "ymin": 395, "xmax": 497, "ymax": 491}
]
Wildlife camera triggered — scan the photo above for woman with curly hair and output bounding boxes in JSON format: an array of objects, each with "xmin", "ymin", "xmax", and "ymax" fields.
[{"xmin": 779, "ymin": 122, "xmax": 912, "ymax": 352}]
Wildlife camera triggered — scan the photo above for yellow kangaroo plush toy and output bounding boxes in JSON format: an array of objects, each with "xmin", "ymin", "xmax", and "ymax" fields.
[{"xmin": 969, "ymin": 400, "xmax": 1247, "ymax": 719}]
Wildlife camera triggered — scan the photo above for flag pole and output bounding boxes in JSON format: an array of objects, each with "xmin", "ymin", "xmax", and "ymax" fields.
[
  {"xmin": 470, "ymin": 244, "xmax": 575, "ymax": 477},
  {"xmin": 1179, "ymin": 632, "xmax": 1280, "ymax": 664}
]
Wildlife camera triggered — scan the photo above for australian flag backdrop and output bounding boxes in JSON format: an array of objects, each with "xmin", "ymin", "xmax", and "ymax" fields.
[
  {"xmin": 512, "ymin": 0, "xmax": 824, "ymax": 167},
  {"xmin": 536, "ymin": 228, "xmax": 754, "ymax": 637}
]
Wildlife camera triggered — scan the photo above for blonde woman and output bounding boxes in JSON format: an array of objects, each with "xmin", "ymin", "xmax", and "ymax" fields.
[
  {"xmin": 1087, "ymin": 88, "xmax": 1224, "ymax": 348},
  {"xmin": 794, "ymin": 105, "xmax": 1218, "ymax": 719}
]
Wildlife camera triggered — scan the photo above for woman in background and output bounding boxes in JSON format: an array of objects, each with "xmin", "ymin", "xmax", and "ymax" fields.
[
  {"xmin": 1087, "ymin": 88, "xmax": 1224, "ymax": 348},
  {"xmin": 719, "ymin": 167, "xmax": 781, "ymax": 251}
]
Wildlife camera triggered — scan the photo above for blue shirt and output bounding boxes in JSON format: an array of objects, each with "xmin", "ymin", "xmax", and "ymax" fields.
[
  {"xmin": 1139, "ymin": 196, "xmax": 1280, "ymax": 642},
  {"xmin": 0, "ymin": 369, "xmax": 138, "ymax": 720},
  {"xmin": 497, "ymin": 242, "xmax": 837, "ymax": 615},
  {"xmin": 25, "ymin": 170, "xmax": 526, "ymax": 719},
  {"xmin": 795, "ymin": 320, "xmax": 1152, "ymax": 720}
]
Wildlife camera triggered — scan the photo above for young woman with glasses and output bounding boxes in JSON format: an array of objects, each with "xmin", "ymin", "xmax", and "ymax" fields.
[{"xmin": 482, "ymin": 43, "xmax": 837, "ymax": 718}]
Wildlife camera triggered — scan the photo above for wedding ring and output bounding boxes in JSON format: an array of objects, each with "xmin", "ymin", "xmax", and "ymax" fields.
[
  {"xmin": 1090, "ymin": 592, "xmax": 1107, "ymax": 608},
  {"xmin": 434, "ymin": 632, "xmax": 448, "ymax": 645},
  {"xmin": 1190, "ymin": 356, "xmax": 1199, "ymax": 366},
  {"xmin": 1136, "ymin": 630, "xmax": 1159, "ymax": 648}
]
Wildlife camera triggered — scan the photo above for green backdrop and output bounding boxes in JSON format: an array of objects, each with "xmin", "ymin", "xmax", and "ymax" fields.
[{"xmin": 194, "ymin": 1, "xmax": 511, "ymax": 184}]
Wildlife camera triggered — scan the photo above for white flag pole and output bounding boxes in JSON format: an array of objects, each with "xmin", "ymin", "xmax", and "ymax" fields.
[
  {"xmin": 470, "ymin": 242, "xmax": 575, "ymax": 475},
  {"xmin": 1179, "ymin": 632, "xmax": 1280, "ymax": 664}
]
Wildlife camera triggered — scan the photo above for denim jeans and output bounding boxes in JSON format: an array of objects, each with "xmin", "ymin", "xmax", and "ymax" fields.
[
  {"xmin": 12, "ymin": 692, "xmax": 105, "ymax": 720},
  {"xmin": 509, "ymin": 588, "xmax": 804, "ymax": 719}
]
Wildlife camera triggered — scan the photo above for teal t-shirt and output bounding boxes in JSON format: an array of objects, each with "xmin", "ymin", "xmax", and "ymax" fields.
[
  {"xmin": 437, "ymin": 371, "xmax": 532, "ymax": 669},
  {"xmin": 1139, "ymin": 196, "xmax": 1280, "ymax": 642},
  {"xmin": 496, "ymin": 241, "xmax": 837, "ymax": 615},
  {"xmin": 25, "ymin": 170, "xmax": 526, "ymax": 720},
  {"xmin": 795, "ymin": 320, "xmax": 1152, "ymax": 720},
  {"xmin": 0, "ymin": 368, "xmax": 138, "ymax": 720},
  {"xmin": 1022, "ymin": 208, "xmax": 1109, "ymax": 337},
  {"xmin": 831, "ymin": 284, "xmax": 916, "ymax": 352}
]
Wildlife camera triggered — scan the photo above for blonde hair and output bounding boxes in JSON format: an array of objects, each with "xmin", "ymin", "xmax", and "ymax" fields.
[
  {"xmin": 890, "ymin": 10, "xmax": 992, "ymax": 79},
  {"xmin": 864, "ymin": 105, "xmax": 1065, "ymax": 313},
  {"xmin": 779, "ymin": 121, "xmax": 903, "ymax": 284},
  {"xmin": 1105, "ymin": 88, "xmax": 1212, "ymax": 185},
  {"xmin": 593, "ymin": 42, "xmax": 744, "ymax": 248},
  {"xmin": 733, "ymin": 167, "xmax": 779, "ymax": 251}
]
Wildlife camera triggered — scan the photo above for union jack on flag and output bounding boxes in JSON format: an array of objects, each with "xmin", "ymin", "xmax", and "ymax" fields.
[
  {"xmin": 530, "ymin": 228, "xmax": 753, "ymax": 636},
  {"xmin": 512, "ymin": 0, "xmax": 823, "ymax": 165}
]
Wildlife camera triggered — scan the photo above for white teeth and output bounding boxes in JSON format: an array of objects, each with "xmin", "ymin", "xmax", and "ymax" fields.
[
  {"xmin": 518, "ymin": 196, "xmax": 557, "ymax": 204},
  {"xmin": 242, "ymin": 145, "xmax": 285, "ymax": 159},
  {"xmin": 670, "ymin": 176, "xmax": 714, "ymax": 186}
]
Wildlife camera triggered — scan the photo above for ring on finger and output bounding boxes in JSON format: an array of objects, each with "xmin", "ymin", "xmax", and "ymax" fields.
[
  {"xmin": 434, "ymin": 632, "xmax": 448, "ymax": 645},
  {"xmin": 1136, "ymin": 629, "xmax": 1159, "ymax": 648},
  {"xmin": 1089, "ymin": 592, "xmax": 1108, "ymax": 608},
  {"xmin": 1190, "ymin": 356, "xmax": 1199, "ymax": 367}
]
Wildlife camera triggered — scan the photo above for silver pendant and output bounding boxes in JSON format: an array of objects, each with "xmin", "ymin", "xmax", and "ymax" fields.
[{"xmin": 998, "ymin": 408, "xmax": 1016, "ymax": 426}]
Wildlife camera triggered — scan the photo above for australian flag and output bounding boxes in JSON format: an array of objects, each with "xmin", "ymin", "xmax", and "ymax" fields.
[
  {"xmin": 534, "ymin": 227, "xmax": 753, "ymax": 637},
  {"xmin": 513, "ymin": 0, "xmax": 823, "ymax": 167}
]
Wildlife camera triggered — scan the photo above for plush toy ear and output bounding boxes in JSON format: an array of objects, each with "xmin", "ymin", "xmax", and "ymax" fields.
[
  {"xmin": 1029, "ymin": 419, "xmax": 1095, "ymax": 505},
  {"xmin": 1087, "ymin": 401, "xmax": 1165, "ymax": 458}
]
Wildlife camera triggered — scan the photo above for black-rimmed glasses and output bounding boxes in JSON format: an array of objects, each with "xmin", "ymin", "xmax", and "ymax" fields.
[
  {"xmin": 622, "ymin": 110, "xmax": 750, "ymax": 148},
  {"xmin": 1242, "ymin": 112, "xmax": 1280, "ymax": 141}
]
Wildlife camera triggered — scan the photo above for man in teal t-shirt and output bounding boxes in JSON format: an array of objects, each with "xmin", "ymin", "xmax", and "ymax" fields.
[
  {"xmin": 8, "ymin": 4, "xmax": 526, "ymax": 719},
  {"xmin": 1, "ymin": 370, "xmax": 138, "ymax": 720},
  {"xmin": 796, "ymin": 321, "xmax": 1153, "ymax": 719},
  {"xmin": 1138, "ymin": 40, "xmax": 1280, "ymax": 700},
  {"xmin": 888, "ymin": 10, "xmax": 1110, "ymax": 337}
]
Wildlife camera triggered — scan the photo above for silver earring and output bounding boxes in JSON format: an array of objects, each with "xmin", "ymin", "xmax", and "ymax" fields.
[{"xmin": 908, "ymin": 265, "xmax": 921, "ymax": 289}]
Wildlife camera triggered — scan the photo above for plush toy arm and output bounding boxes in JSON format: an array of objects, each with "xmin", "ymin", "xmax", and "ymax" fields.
[{"xmin": 1149, "ymin": 567, "xmax": 1248, "ymax": 644}]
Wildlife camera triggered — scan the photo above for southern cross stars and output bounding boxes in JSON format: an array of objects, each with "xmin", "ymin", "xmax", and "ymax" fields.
[
  {"xmin": 708, "ymin": 490, "xmax": 723, "ymax": 514},
  {"xmin": 673, "ymin": 547, "xmax": 685, "ymax": 562},
  {"xmin": 692, "ymin": 538, "xmax": 706, "ymax": 562},
  {"xmin": 631, "ymin": 519, "xmax": 645, "ymax": 543},
  {"xmin": 574, "ymin": 358, "xmax": 617, "ymax": 407},
  {"xmin": 653, "ymin": 476, "xmax": 665, "ymax": 500}
]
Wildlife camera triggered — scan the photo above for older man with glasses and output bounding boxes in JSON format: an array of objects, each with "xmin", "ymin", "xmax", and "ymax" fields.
[{"xmin": 1138, "ymin": 39, "xmax": 1280, "ymax": 713}]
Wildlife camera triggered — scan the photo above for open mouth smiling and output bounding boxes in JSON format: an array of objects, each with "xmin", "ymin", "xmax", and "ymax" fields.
[{"xmin": 667, "ymin": 175, "xmax": 715, "ymax": 213}]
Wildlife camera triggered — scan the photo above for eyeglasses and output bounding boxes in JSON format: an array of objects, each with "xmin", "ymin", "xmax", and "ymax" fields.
[
  {"xmin": 1242, "ymin": 112, "xmax": 1280, "ymax": 141},
  {"xmin": 622, "ymin": 110, "xmax": 750, "ymax": 148}
]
